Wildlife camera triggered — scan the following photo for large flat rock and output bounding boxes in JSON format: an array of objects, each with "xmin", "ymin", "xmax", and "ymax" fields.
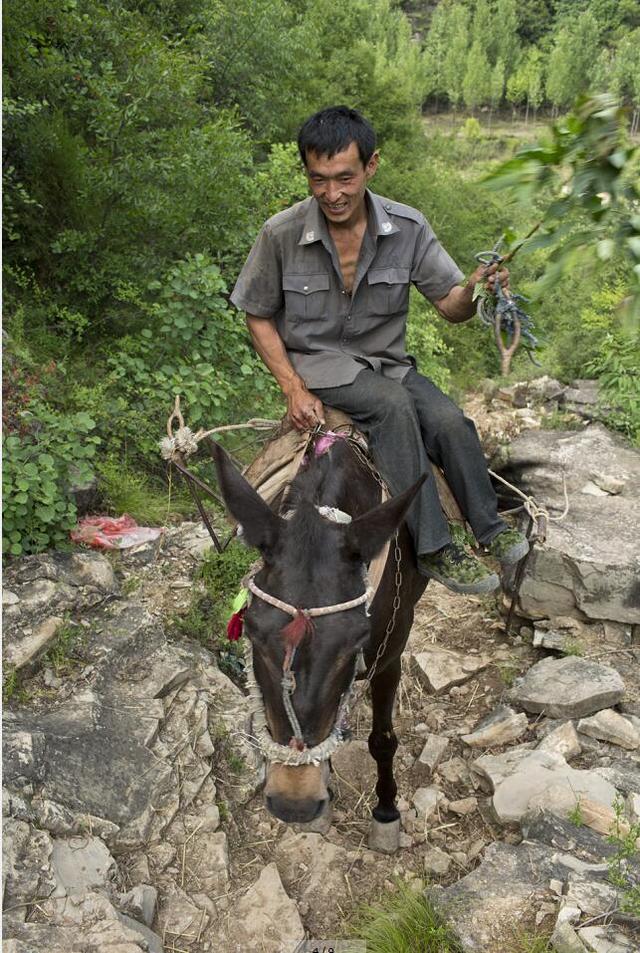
[
  {"xmin": 215, "ymin": 863, "xmax": 304, "ymax": 953},
  {"xmin": 494, "ymin": 425, "xmax": 640, "ymax": 623},
  {"xmin": 512, "ymin": 656, "xmax": 625, "ymax": 719},
  {"xmin": 411, "ymin": 646, "xmax": 489, "ymax": 694}
]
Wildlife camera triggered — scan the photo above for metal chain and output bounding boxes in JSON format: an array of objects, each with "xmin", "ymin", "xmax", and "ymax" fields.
[{"xmin": 345, "ymin": 437, "xmax": 404, "ymax": 691}]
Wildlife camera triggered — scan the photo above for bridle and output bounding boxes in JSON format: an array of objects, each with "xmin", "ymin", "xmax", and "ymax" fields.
[{"xmin": 243, "ymin": 507, "xmax": 374, "ymax": 763}]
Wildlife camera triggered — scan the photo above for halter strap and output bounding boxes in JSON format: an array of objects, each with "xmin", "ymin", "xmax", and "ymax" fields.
[{"xmin": 246, "ymin": 577, "xmax": 373, "ymax": 618}]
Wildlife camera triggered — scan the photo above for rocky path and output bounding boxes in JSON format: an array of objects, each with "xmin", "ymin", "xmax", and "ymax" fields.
[{"xmin": 3, "ymin": 379, "xmax": 640, "ymax": 953}]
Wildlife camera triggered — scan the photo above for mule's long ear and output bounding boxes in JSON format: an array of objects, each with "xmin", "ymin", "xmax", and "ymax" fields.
[
  {"xmin": 345, "ymin": 475, "xmax": 426, "ymax": 563},
  {"xmin": 208, "ymin": 439, "xmax": 283, "ymax": 554}
]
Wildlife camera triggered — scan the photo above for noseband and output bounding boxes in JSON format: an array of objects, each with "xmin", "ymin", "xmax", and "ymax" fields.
[{"xmin": 245, "ymin": 573, "xmax": 373, "ymax": 760}]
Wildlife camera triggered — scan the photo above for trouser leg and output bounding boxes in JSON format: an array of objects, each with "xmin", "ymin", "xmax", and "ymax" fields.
[
  {"xmin": 311, "ymin": 368, "xmax": 450, "ymax": 554},
  {"xmin": 401, "ymin": 368, "xmax": 506, "ymax": 546}
]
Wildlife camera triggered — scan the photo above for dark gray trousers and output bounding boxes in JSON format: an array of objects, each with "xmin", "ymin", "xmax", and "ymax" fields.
[{"xmin": 312, "ymin": 367, "xmax": 506, "ymax": 555}]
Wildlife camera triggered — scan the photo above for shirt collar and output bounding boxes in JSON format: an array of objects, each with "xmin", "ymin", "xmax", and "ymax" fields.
[{"xmin": 298, "ymin": 190, "xmax": 400, "ymax": 246}]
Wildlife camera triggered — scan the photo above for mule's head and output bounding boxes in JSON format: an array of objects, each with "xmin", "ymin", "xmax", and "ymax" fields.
[{"xmin": 211, "ymin": 439, "xmax": 422, "ymax": 823}]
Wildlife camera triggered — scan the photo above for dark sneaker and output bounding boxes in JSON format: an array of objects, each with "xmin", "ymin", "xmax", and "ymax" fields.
[
  {"xmin": 418, "ymin": 543, "xmax": 500, "ymax": 595},
  {"xmin": 487, "ymin": 528, "xmax": 529, "ymax": 566}
]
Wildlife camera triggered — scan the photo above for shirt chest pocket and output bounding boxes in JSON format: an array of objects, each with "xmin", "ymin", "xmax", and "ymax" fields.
[
  {"xmin": 366, "ymin": 267, "xmax": 410, "ymax": 316},
  {"xmin": 283, "ymin": 273, "xmax": 330, "ymax": 320}
]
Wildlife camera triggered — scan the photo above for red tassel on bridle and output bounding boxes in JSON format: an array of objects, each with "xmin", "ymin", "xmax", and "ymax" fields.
[
  {"xmin": 227, "ymin": 607, "xmax": 246, "ymax": 641},
  {"xmin": 281, "ymin": 610, "xmax": 315, "ymax": 648}
]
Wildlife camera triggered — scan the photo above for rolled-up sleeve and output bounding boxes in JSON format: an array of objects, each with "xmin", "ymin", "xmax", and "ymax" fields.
[
  {"xmin": 230, "ymin": 224, "xmax": 282, "ymax": 318},
  {"xmin": 411, "ymin": 218, "xmax": 464, "ymax": 303}
]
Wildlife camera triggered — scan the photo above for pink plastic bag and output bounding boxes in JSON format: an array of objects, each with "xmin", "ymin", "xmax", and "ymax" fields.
[{"xmin": 70, "ymin": 514, "xmax": 163, "ymax": 550}]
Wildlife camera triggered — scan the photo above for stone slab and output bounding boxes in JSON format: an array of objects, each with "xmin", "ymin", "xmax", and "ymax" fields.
[
  {"xmin": 412, "ymin": 646, "xmax": 489, "ymax": 694},
  {"xmin": 512, "ymin": 656, "xmax": 625, "ymax": 719}
]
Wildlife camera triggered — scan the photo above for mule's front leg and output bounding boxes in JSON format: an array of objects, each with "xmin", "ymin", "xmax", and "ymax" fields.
[{"xmin": 367, "ymin": 659, "xmax": 402, "ymax": 853}]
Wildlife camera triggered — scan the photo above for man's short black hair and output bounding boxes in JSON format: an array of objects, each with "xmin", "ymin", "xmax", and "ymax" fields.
[{"xmin": 297, "ymin": 106, "xmax": 376, "ymax": 167}]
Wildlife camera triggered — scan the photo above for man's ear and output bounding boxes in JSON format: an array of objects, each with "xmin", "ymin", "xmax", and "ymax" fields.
[
  {"xmin": 207, "ymin": 439, "xmax": 283, "ymax": 555},
  {"xmin": 365, "ymin": 150, "xmax": 379, "ymax": 179},
  {"xmin": 345, "ymin": 475, "xmax": 425, "ymax": 563}
]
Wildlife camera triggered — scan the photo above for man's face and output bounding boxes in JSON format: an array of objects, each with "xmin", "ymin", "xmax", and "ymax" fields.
[{"xmin": 304, "ymin": 141, "xmax": 378, "ymax": 227}]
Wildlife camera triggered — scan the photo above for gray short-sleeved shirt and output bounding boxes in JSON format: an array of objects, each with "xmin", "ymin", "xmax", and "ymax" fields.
[{"xmin": 230, "ymin": 189, "xmax": 464, "ymax": 389}]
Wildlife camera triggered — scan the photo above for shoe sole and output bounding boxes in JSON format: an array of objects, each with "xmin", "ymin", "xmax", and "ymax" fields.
[
  {"xmin": 496, "ymin": 539, "xmax": 530, "ymax": 567},
  {"xmin": 418, "ymin": 565, "xmax": 501, "ymax": 595}
]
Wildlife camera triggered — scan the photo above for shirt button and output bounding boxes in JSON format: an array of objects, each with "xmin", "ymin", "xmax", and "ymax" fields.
[
  {"xmin": 346, "ymin": 315, "xmax": 352, "ymax": 321},
  {"xmin": 303, "ymin": 285, "xmax": 309, "ymax": 291}
]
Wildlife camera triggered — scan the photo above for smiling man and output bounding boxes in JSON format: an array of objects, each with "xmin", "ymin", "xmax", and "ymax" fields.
[{"xmin": 230, "ymin": 106, "xmax": 528, "ymax": 594}]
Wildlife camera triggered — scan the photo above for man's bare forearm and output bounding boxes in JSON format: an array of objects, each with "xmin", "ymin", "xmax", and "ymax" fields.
[
  {"xmin": 245, "ymin": 314, "xmax": 325, "ymax": 429},
  {"xmin": 246, "ymin": 314, "xmax": 303, "ymax": 396},
  {"xmin": 434, "ymin": 282, "xmax": 476, "ymax": 323}
]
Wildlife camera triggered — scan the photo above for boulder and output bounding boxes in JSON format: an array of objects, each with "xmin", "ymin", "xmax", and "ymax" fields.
[
  {"xmin": 577, "ymin": 709, "xmax": 640, "ymax": 749},
  {"xmin": 537, "ymin": 721, "xmax": 582, "ymax": 760},
  {"xmin": 493, "ymin": 425, "xmax": 640, "ymax": 623},
  {"xmin": 472, "ymin": 749, "xmax": 618, "ymax": 826},
  {"xmin": 512, "ymin": 657, "xmax": 625, "ymax": 719},
  {"xmin": 411, "ymin": 646, "xmax": 489, "ymax": 694},
  {"xmin": 461, "ymin": 705, "xmax": 528, "ymax": 748},
  {"xmin": 214, "ymin": 864, "xmax": 304, "ymax": 953},
  {"xmin": 579, "ymin": 927, "xmax": 638, "ymax": 952}
]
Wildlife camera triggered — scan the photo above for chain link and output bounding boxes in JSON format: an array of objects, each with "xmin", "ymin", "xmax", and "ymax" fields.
[{"xmin": 346, "ymin": 437, "xmax": 404, "ymax": 692}]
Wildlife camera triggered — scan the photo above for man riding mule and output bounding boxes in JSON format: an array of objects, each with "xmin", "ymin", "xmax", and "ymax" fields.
[{"xmin": 231, "ymin": 105, "xmax": 528, "ymax": 593}]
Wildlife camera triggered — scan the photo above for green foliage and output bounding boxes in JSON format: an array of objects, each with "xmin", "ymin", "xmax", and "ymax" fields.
[
  {"xmin": 43, "ymin": 621, "xmax": 86, "ymax": 676},
  {"xmin": 587, "ymin": 331, "xmax": 640, "ymax": 443},
  {"xmin": 462, "ymin": 117, "xmax": 483, "ymax": 141},
  {"xmin": 485, "ymin": 95, "xmax": 640, "ymax": 322},
  {"xmin": 607, "ymin": 794, "xmax": 640, "ymax": 916},
  {"xmin": 568, "ymin": 799, "xmax": 585, "ymax": 827},
  {"xmin": 97, "ymin": 456, "xmax": 192, "ymax": 525},
  {"xmin": 350, "ymin": 881, "xmax": 464, "ymax": 953},
  {"xmin": 3, "ymin": 402, "xmax": 100, "ymax": 555}
]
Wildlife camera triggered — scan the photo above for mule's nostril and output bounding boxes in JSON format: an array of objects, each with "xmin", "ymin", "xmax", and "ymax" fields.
[{"xmin": 266, "ymin": 795, "xmax": 327, "ymax": 824}]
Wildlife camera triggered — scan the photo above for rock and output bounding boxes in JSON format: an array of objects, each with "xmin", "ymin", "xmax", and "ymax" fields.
[
  {"xmin": 412, "ymin": 646, "xmax": 488, "ymax": 694},
  {"xmin": 412, "ymin": 786, "xmax": 445, "ymax": 820},
  {"xmin": 215, "ymin": 864, "xmax": 304, "ymax": 953},
  {"xmin": 120, "ymin": 885, "xmax": 157, "ymax": 927},
  {"xmin": 512, "ymin": 657, "xmax": 625, "ymax": 719},
  {"xmin": 473, "ymin": 749, "xmax": 617, "ymax": 826},
  {"xmin": 433, "ymin": 840, "xmax": 568, "ymax": 952},
  {"xmin": 275, "ymin": 831, "xmax": 350, "ymax": 916},
  {"xmin": 495, "ymin": 425, "xmax": 640, "ymax": 624},
  {"xmin": 471, "ymin": 744, "xmax": 533, "ymax": 790},
  {"xmin": 437, "ymin": 756, "xmax": 471, "ymax": 786},
  {"xmin": 51, "ymin": 836, "xmax": 116, "ymax": 897},
  {"xmin": 331, "ymin": 739, "xmax": 377, "ymax": 794},
  {"xmin": 3, "ymin": 590, "xmax": 19, "ymax": 606},
  {"xmin": 564, "ymin": 875, "xmax": 618, "ymax": 918},
  {"xmin": 577, "ymin": 709, "xmax": 640, "ymax": 749},
  {"xmin": 579, "ymin": 927, "xmax": 637, "ymax": 953},
  {"xmin": 521, "ymin": 811, "xmax": 624, "ymax": 865},
  {"xmin": 590, "ymin": 472, "xmax": 626, "ymax": 495},
  {"xmin": 4, "ymin": 616, "xmax": 65, "ymax": 671},
  {"xmin": 461, "ymin": 706, "xmax": 528, "ymax": 748},
  {"xmin": 533, "ymin": 624, "xmax": 585, "ymax": 653},
  {"xmin": 551, "ymin": 921, "xmax": 589, "ymax": 953},
  {"xmin": 413, "ymin": 733, "xmax": 449, "ymax": 782},
  {"xmin": 156, "ymin": 884, "xmax": 207, "ymax": 941},
  {"xmin": 423, "ymin": 846, "xmax": 451, "ymax": 876},
  {"xmin": 594, "ymin": 760, "xmax": 640, "ymax": 796},
  {"xmin": 448, "ymin": 796, "xmax": 478, "ymax": 816},
  {"xmin": 538, "ymin": 721, "xmax": 582, "ymax": 760}
]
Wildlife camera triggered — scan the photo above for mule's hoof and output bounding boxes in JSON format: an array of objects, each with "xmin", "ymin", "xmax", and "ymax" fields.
[
  {"xmin": 368, "ymin": 817, "xmax": 401, "ymax": 854},
  {"xmin": 292, "ymin": 799, "xmax": 332, "ymax": 835}
]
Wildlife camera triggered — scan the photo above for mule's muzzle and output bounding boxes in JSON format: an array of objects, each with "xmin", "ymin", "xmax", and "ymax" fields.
[{"xmin": 265, "ymin": 793, "xmax": 329, "ymax": 824}]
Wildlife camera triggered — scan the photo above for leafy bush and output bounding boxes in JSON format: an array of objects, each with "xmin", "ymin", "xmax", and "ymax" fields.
[
  {"xmin": 3, "ymin": 403, "xmax": 100, "ymax": 555},
  {"xmin": 587, "ymin": 331, "xmax": 640, "ymax": 443}
]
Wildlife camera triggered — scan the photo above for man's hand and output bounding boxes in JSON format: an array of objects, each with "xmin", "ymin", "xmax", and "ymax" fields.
[
  {"xmin": 286, "ymin": 380, "xmax": 326, "ymax": 431},
  {"xmin": 470, "ymin": 260, "xmax": 510, "ymax": 295}
]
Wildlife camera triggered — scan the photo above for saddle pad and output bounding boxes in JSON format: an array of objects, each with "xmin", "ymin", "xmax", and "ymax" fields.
[{"xmin": 233, "ymin": 410, "xmax": 465, "ymax": 598}]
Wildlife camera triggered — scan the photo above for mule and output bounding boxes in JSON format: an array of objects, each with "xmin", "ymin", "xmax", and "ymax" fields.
[{"xmin": 211, "ymin": 434, "xmax": 428, "ymax": 846}]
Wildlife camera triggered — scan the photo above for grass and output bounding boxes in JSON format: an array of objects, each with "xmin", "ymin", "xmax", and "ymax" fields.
[
  {"xmin": 607, "ymin": 794, "xmax": 640, "ymax": 917},
  {"xmin": 498, "ymin": 662, "xmax": 519, "ymax": 688},
  {"xmin": 97, "ymin": 457, "xmax": 193, "ymax": 525},
  {"xmin": 43, "ymin": 621, "xmax": 86, "ymax": 676},
  {"xmin": 540, "ymin": 409, "xmax": 583, "ymax": 432},
  {"xmin": 349, "ymin": 881, "xmax": 465, "ymax": 953},
  {"xmin": 568, "ymin": 799, "xmax": 585, "ymax": 828},
  {"xmin": 561, "ymin": 638, "xmax": 584, "ymax": 657},
  {"xmin": 2, "ymin": 667, "xmax": 30, "ymax": 704}
]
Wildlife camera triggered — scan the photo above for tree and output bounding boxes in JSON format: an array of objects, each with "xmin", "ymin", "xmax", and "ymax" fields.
[
  {"xmin": 492, "ymin": 0, "xmax": 520, "ymax": 81},
  {"xmin": 423, "ymin": 0, "xmax": 455, "ymax": 109},
  {"xmin": 546, "ymin": 12, "xmax": 601, "ymax": 113},
  {"xmin": 463, "ymin": 40, "xmax": 492, "ymax": 111},
  {"xmin": 442, "ymin": 3, "xmax": 470, "ymax": 109},
  {"xmin": 489, "ymin": 58, "xmax": 505, "ymax": 124}
]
